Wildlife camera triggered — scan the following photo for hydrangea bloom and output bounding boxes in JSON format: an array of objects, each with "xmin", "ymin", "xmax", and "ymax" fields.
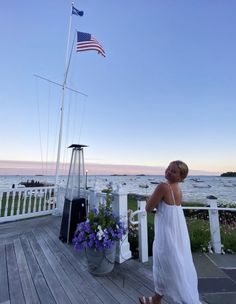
[{"xmin": 73, "ymin": 194, "xmax": 127, "ymax": 251}]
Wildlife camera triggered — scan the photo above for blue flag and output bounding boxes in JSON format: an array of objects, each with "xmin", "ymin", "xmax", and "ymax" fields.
[{"xmin": 72, "ymin": 5, "xmax": 84, "ymax": 17}]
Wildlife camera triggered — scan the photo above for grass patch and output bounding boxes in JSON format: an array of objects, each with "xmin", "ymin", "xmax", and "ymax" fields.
[
  {"xmin": 221, "ymin": 225, "xmax": 236, "ymax": 252},
  {"xmin": 182, "ymin": 202, "xmax": 205, "ymax": 207},
  {"xmin": 186, "ymin": 218, "xmax": 210, "ymax": 251},
  {"xmin": 0, "ymin": 191, "xmax": 53, "ymax": 217}
]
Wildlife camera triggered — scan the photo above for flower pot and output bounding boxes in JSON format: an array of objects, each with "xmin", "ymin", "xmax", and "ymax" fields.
[{"xmin": 85, "ymin": 243, "xmax": 116, "ymax": 275}]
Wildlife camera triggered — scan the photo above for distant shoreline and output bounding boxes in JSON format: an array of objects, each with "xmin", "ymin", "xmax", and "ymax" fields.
[{"xmin": 221, "ymin": 172, "xmax": 236, "ymax": 177}]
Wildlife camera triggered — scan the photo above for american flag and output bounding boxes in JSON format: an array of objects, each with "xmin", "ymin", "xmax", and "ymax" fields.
[{"xmin": 76, "ymin": 31, "xmax": 106, "ymax": 57}]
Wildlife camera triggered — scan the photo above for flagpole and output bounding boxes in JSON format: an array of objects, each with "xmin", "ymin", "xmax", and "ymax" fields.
[{"xmin": 55, "ymin": 2, "xmax": 74, "ymax": 186}]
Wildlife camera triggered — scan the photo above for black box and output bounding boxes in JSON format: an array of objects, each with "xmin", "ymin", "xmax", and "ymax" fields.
[{"xmin": 59, "ymin": 197, "xmax": 87, "ymax": 243}]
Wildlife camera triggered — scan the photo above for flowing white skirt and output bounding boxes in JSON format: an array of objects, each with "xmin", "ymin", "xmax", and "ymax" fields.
[{"xmin": 153, "ymin": 202, "xmax": 201, "ymax": 304}]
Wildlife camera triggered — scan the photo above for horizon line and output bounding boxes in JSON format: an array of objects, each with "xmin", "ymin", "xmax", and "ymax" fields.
[{"xmin": 0, "ymin": 159, "xmax": 222, "ymax": 176}]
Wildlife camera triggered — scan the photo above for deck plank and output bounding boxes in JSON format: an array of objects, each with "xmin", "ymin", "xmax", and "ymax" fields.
[
  {"xmin": 0, "ymin": 215, "xmax": 169, "ymax": 304},
  {"xmin": 50, "ymin": 220, "xmax": 165, "ymax": 303},
  {"xmin": 19, "ymin": 235, "xmax": 56, "ymax": 304},
  {"xmin": 108, "ymin": 266, "xmax": 154, "ymax": 300},
  {"xmin": 26, "ymin": 231, "xmax": 72, "ymax": 304},
  {"xmin": 13, "ymin": 238, "xmax": 40, "ymax": 304},
  {"xmin": 119, "ymin": 258, "xmax": 154, "ymax": 289},
  {"xmin": 96, "ymin": 275, "xmax": 136, "ymax": 304},
  {"xmin": 36, "ymin": 227, "xmax": 104, "ymax": 304},
  {"xmin": 43, "ymin": 225, "xmax": 120, "ymax": 304},
  {"xmin": 45, "ymin": 225, "xmax": 139, "ymax": 304},
  {"xmin": 0, "ymin": 234, "xmax": 22, "ymax": 246},
  {"xmin": 0, "ymin": 216, "xmax": 53, "ymax": 239},
  {"xmin": 0, "ymin": 245, "xmax": 10, "ymax": 304},
  {"xmin": 31, "ymin": 229, "xmax": 87, "ymax": 304},
  {"xmin": 5, "ymin": 243, "xmax": 25, "ymax": 304}
]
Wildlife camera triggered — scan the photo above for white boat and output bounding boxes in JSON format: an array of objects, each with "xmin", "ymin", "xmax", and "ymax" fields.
[
  {"xmin": 190, "ymin": 178, "xmax": 204, "ymax": 183},
  {"xmin": 139, "ymin": 184, "xmax": 149, "ymax": 189},
  {"xmin": 192, "ymin": 184, "xmax": 211, "ymax": 188},
  {"xmin": 223, "ymin": 184, "xmax": 236, "ymax": 187}
]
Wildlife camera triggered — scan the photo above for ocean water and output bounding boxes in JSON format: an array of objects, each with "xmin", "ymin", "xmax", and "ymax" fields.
[{"xmin": 0, "ymin": 174, "xmax": 236, "ymax": 205}]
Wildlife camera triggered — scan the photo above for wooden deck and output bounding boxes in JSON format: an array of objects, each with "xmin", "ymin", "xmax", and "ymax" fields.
[{"xmin": 0, "ymin": 215, "xmax": 159, "ymax": 304}]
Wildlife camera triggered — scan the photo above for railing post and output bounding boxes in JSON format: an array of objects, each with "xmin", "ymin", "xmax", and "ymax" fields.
[
  {"xmin": 112, "ymin": 184, "xmax": 132, "ymax": 263},
  {"xmin": 137, "ymin": 200, "xmax": 148, "ymax": 262},
  {"xmin": 207, "ymin": 195, "xmax": 222, "ymax": 254},
  {"xmin": 53, "ymin": 185, "xmax": 65, "ymax": 216},
  {"xmin": 88, "ymin": 182, "xmax": 99, "ymax": 211}
]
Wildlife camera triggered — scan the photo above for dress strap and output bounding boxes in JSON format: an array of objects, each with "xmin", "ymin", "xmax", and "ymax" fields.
[{"xmin": 168, "ymin": 184, "xmax": 176, "ymax": 205}]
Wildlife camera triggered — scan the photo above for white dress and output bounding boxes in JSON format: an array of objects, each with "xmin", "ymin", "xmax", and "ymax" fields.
[{"xmin": 153, "ymin": 186, "xmax": 201, "ymax": 304}]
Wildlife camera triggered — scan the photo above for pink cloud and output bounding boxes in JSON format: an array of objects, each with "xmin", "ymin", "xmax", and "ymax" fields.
[{"xmin": 0, "ymin": 160, "xmax": 218, "ymax": 176}]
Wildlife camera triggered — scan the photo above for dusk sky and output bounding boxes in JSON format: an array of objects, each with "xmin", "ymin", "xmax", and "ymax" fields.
[{"xmin": 0, "ymin": 0, "xmax": 235, "ymax": 175}]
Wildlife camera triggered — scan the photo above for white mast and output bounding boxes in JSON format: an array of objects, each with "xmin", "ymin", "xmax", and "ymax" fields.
[
  {"xmin": 55, "ymin": 1, "xmax": 74, "ymax": 186},
  {"xmin": 34, "ymin": 2, "xmax": 87, "ymax": 185}
]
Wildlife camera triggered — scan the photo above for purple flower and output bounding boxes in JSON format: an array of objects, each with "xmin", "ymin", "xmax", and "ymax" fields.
[
  {"xmin": 88, "ymin": 239, "xmax": 94, "ymax": 248},
  {"xmin": 73, "ymin": 197, "xmax": 127, "ymax": 252},
  {"xmin": 84, "ymin": 221, "xmax": 91, "ymax": 233},
  {"xmin": 103, "ymin": 239, "xmax": 111, "ymax": 248},
  {"xmin": 89, "ymin": 233, "xmax": 96, "ymax": 240}
]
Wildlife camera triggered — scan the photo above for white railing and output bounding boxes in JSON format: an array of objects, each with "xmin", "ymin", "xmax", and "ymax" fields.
[
  {"xmin": 2, "ymin": 183, "xmax": 234, "ymax": 264},
  {"xmin": 129, "ymin": 200, "xmax": 148, "ymax": 263},
  {"xmin": 130, "ymin": 197, "xmax": 236, "ymax": 262},
  {"xmin": 0, "ymin": 186, "xmax": 56, "ymax": 223}
]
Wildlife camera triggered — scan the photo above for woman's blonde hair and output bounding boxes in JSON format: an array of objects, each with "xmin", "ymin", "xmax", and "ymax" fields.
[{"xmin": 170, "ymin": 160, "xmax": 189, "ymax": 181}]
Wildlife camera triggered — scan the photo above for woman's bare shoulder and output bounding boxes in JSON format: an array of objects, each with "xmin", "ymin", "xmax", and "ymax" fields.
[
  {"xmin": 158, "ymin": 182, "xmax": 169, "ymax": 190},
  {"xmin": 152, "ymin": 182, "xmax": 168, "ymax": 197}
]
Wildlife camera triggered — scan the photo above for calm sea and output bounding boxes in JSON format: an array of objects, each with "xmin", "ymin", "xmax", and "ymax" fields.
[{"xmin": 0, "ymin": 175, "xmax": 236, "ymax": 205}]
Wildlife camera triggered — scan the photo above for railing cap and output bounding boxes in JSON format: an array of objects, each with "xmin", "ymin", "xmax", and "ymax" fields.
[
  {"xmin": 113, "ymin": 184, "xmax": 127, "ymax": 195},
  {"xmin": 206, "ymin": 195, "xmax": 217, "ymax": 200}
]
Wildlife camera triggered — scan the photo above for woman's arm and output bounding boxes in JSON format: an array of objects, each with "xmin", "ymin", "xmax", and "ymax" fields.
[{"xmin": 146, "ymin": 183, "xmax": 165, "ymax": 212}]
